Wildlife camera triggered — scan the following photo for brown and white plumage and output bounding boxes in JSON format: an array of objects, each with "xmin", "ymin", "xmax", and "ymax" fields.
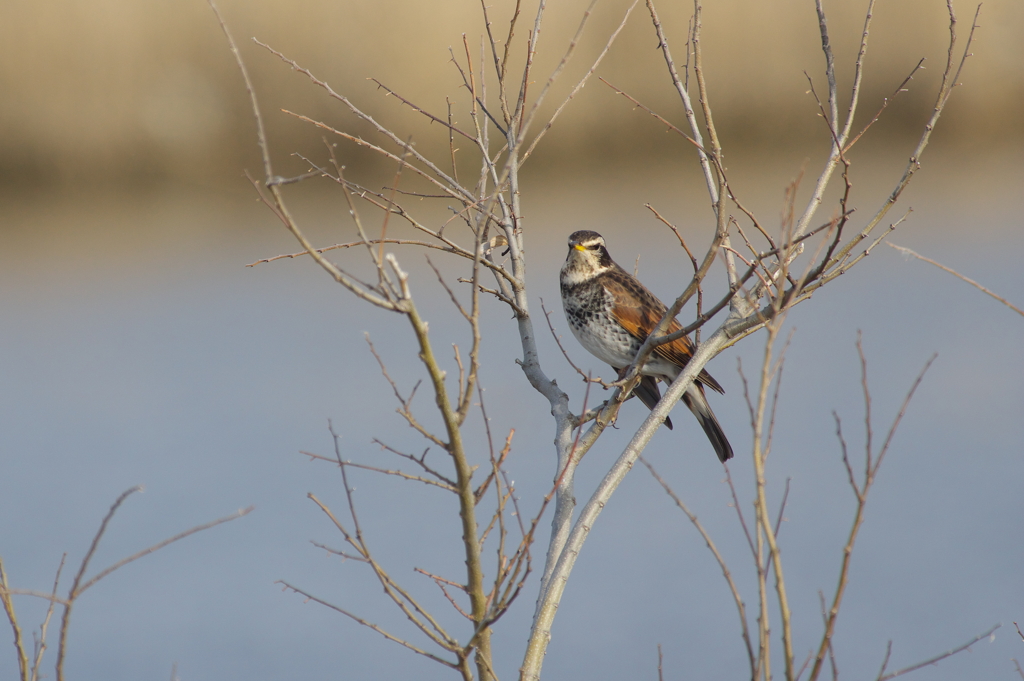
[{"xmin": 560, "ymin": 229, "xmax": 733, "ymax": 462}]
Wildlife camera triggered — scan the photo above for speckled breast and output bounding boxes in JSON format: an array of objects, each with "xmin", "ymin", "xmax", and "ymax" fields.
[{"xmin": 560, "ymin": 280, "xmax": 641, "ymax": 368}]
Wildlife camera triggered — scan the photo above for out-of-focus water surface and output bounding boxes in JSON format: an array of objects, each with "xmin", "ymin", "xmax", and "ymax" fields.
[
  {"xmin": 2, "ymin": 0, "xmax": 1024, "ymax": 677},
  {"xmin": 1, "ymin": 143, "xmax": 1022, "ymax": 681}
]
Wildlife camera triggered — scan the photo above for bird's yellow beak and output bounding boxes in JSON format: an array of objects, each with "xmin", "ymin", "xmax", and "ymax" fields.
[{"xmin": 573, "ymin": 243, "xmax": 586, "ymax": 251}]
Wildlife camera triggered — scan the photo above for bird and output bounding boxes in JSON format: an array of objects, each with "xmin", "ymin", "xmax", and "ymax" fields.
[{"xmin": 559, "ymin": 229, "xmax": 733, "ymax": 462}]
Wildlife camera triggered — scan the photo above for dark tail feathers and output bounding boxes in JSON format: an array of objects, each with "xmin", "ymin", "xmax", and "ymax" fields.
[
  {"xmin": 682, "ymin": 384, "xmax": 733, "ymax": 462},
  {"xmin": 632, "ymin": 374, "xmax": 674, "ymax": 430}
]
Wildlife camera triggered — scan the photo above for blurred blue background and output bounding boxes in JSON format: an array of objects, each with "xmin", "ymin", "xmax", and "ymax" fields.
[{"xmin": 1, "ymin": 0, "xmax": 1022, "ymax": 679}]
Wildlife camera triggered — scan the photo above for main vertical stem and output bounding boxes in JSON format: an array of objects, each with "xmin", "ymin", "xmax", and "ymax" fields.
[
  {"xmin": 406, "ymin": 301, "xmax": 493, "ymax": 680},
  {"xmin": 752, "ymin": 322, "xmax": 794, "ymax": 681}
]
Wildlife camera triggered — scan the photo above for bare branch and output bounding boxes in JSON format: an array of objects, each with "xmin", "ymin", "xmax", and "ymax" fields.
[
  {"xmin": 415, "ymin": 568, "xmax": 473, "ymax": 621},
  {"xmin": 876, "ymin": 640, "xmax": 895, "ymax": 681},
  {"xmin": 647, "ymin": 0, "xmax": 717, "ymax": 206},
  {"xmin": 308, "ymin": 491, "xmax": 460, "ymax": 651},
  {"xmin": 888, "ymin": 243, "xmax": 1024, "ymax": 318},
  {"xmin": 278, "ymin": 580, "xmax": 460, "ymax": 668},
  {"xmin": 33, "ymin": 554, "xmax": 66, "ymax": 681},
  {"xmin": 641, "ymin": 457, "xmax": 755, "ymax": 676},
  {"xmin": 0, "ymin": 557, "xmax": 29, "ymax": 681},
  {"xmin": 257, "ymin": 41, "xmax": 474, "ymax": 203},
  {"xmin": 302, "ymin": 449, "xmax": 457, "ymax": 492},
  {"xmin": 54, "ymin": 486, "xmax": 250, "ymax": 681},
  {"xmin": 56, "ymin": 486, "xmax": 139, "ymax": 681},
  {"xmin": 207, "ymin": 0, "xmax": 271, "ymax": 181},
  {"xmin": 77, "ymin": 507, "xmax": 253, "ymax": 596},
  {"xmin": 539, "ymin": 298, "xmax": 614, "ymax": 389},
  {"xmin": 808, "ymin": 349, "xmax": 937, "ymax": 681},
  {"xmin": 844, "ymin": 58, "xmax": 925, "ymax": 153},
  {"xmin": 370, "ymin": 78, "xmax": 476, "ymax": 141},
  {"xmin": 522, "ymin": 0, "xmax": 640, "ymax": 162},
  {"xmin": 877, "ymin": 625, "xmax": 1000, "ymax": 681}
]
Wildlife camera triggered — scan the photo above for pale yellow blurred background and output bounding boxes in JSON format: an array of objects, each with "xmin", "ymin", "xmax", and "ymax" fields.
[
  {"xmin": 2, "ymin": 3, "xmax": 1023, "ymax": 680},
  {"xmin": 1, "ymin": 0, "xmax": 1020, "ymax": 188}
]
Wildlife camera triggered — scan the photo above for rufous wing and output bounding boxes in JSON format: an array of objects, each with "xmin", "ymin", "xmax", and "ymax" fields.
[{"xmin": 605, "ymin": 268, "xmax": 725, "ymax": 394}]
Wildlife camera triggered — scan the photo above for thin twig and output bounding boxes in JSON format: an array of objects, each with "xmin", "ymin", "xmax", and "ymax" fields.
[
  {"xmin": 888, "ymin": 243, "xmax": 1024, "ymax": 317},
  {"xmin": 0, "ymin": 557, "xmax": 29, "ymax": 680},
  {"xmin": 415, "ymin": 568, "xmax": 474, "ymax": 620},
  {"xmin": 641, "ymin": 457, "xmax": 756, "ymax": 676},
  {"xmin": 521, "ymin": 0, "xmax": 641, "ymax": 163},
  {"xmin": 877, "ymin": 625, "xmax": 1000, "ymax": 681},
  {"xmin": 278, "ymin": 580, "xmax": 460, "ymax": 667},
  {"xmin": 876, "ymin": 640, "xmax": 894, "ymax": 680},
  {"xmin": 844, "ymin": 59, "xmax": 925, "ymax": 153},
  {"xmin": 540, "ymin": 299, "xmax": 614, "ymax": 388},
  {"xmin": 56, "ymin": 486, "xmax": 140, "ymax": 681},
  {"xmin": 302, "ymin": 450, "xmax": 457, "ymax": 492},
  {"xmin": 77, "ymin": 507, "xmax": 253, "ymax": 595},
  {"xmin": 33, "ymin": 554, "xmax": 66, "ymax": 681},
  {"xmin": 808, "ymin": 348, "xmax": 937, "ymax": 681},
  {"xmin": 371, "ymin": 78, "xmax": 476, "ymax": 141}
]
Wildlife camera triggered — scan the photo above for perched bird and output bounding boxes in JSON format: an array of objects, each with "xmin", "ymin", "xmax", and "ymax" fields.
[{"xmin": 560, "ymin": 230, "xmax": 733, "ymax": 462}]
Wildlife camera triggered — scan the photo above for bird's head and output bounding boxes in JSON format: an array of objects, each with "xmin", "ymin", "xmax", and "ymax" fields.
[
  {"xmin": 566, "ymin": 230, "xmax": 612, "ymax": 262},
  {"xmin": 562, "ymin": 230, "xmax": 614, "ymax": 282}
]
